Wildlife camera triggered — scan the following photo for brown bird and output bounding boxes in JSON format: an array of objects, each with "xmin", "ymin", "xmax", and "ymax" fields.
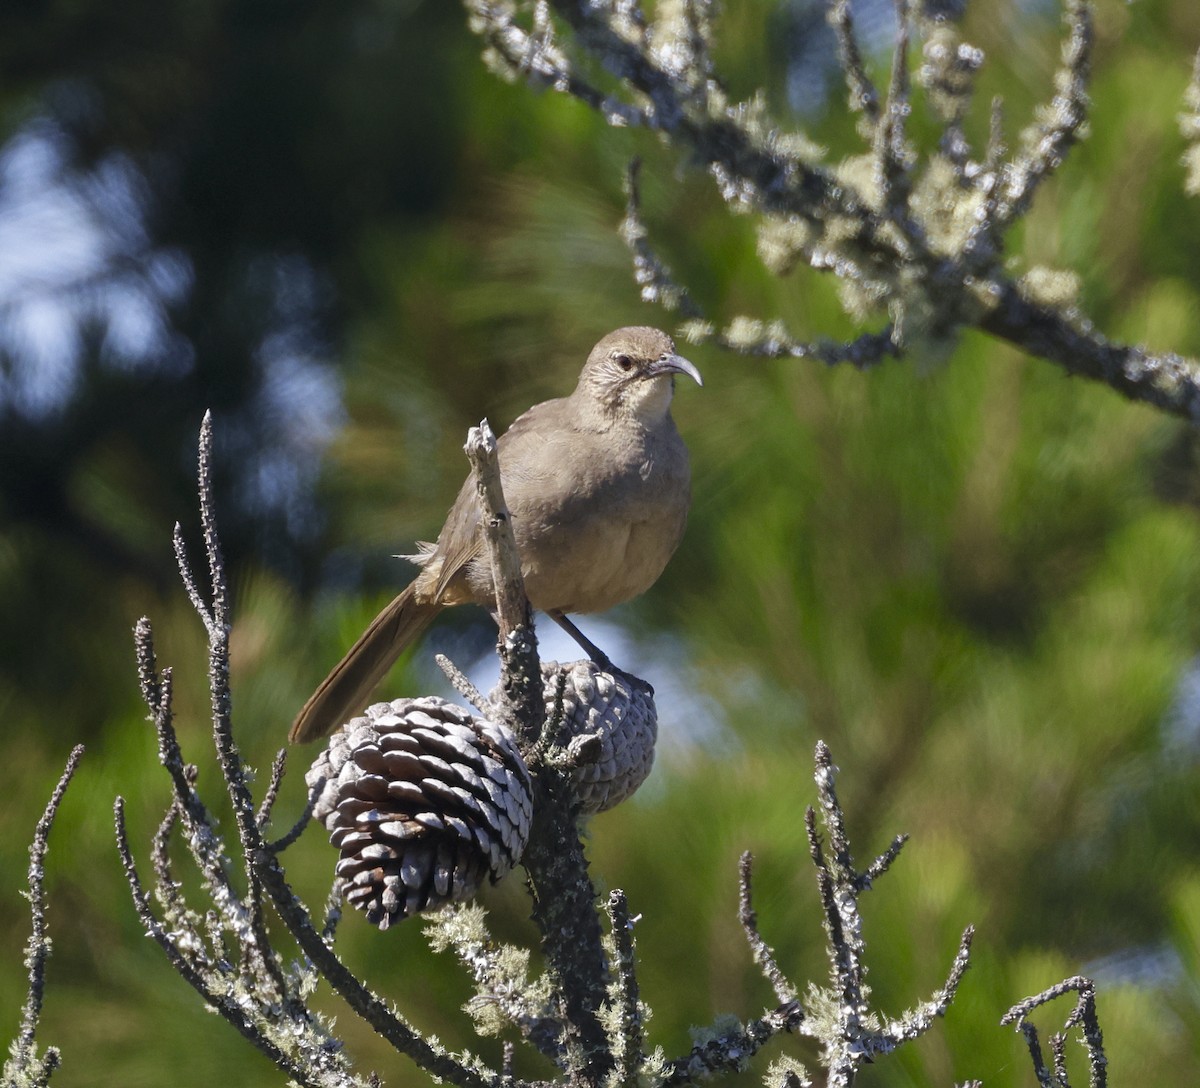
[{"xmin": 290, "ymin": 326, "xmax": 701, "ymax": 743}]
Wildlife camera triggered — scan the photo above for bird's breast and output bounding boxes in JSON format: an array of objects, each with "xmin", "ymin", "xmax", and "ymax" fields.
[{"xmin": 508, "ymin": 429, "xmax": 690, "ymax": 614}]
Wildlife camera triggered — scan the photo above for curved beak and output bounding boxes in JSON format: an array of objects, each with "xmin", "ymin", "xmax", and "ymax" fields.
[{"xmin": 648, "ymin": 352, "xmax": 703, "ymax": 387}]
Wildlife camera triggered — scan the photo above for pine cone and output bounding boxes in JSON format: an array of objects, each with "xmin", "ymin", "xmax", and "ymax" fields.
[
  {"xmin": 543, "ymin": 661, "xmax": 658, "ymax": 816},
  {"xmin": 306, "ymin": 697, "xmax": 532, "ymax": 930}
]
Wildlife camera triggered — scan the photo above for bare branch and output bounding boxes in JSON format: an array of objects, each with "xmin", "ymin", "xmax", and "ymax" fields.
[
  {"xmin": 605, "ymin": 890, "xmax": 643, "ymax": 1083},
  {"xmin": 113, "ymin": 798, "xmax": 318, "ymax": 1085},
  {"xmin": 255, "ymin": 748, "xmax": 288, "ymax": 832},
  {"xmin": 465, "ymin": 0, "xmax": 1200, "ymax": 419},
  {"xmin": 464, "ymin": 418, "xmax": 543, "ymax": 739},
  {"xmin": 828, "ymin": 0, "xmax": 881, "ymax": 124},
  {"xmin": 436, "ymin": 652, "xmax": 491, "ymax": 715},
  {"xmin": 992, "ymin": 0, "xmax": 1092, "ymax": 233},
  {"xmin": 173, "ymin": 522, "xmax": 214, "ymax": 636},
  {"xmin": 738, "ymin": 851, "xmax": 797, "ymax": 1004},
  {"xmin": 856, "ymin": 833, "xmax": 908, "ymax": 890},
  {"xmin": 150, "ymin": 799, "xmax": 186, "ymax": 916},
  {"xmin": 875, "ymin": 0, "xmax": 916, "ymax": 220},
  {"xmin": 1002, "ymin": 975, "xmax": 1107, "ymax": 1088},
  {"xmin": 266, "ymin": 773, "xmax": 320, "ymax": 855},
  {"xmin": 3, "ymin": 746, "xmax": 83, "ymax": 1086},
  {"xmin": 662, "ymin": 1002, "xmax": 804, "ymax": 1085},
  {"xmin": 620, "ymin": 158, "xmax": 705, "ymax": 319}
]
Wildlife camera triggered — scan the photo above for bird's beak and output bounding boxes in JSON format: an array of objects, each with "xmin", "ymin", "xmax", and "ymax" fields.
[{"xmin": 649, "ymin": 353, "xmax": 703, "ymax": 387}]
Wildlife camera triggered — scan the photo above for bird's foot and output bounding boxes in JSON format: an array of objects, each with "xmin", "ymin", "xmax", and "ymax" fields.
[
  {"xmin": 614, "ymin": 667, "xmax": 655, "ymax": 698},
  {"xmin": 547, "ymin": 611, "xmax": 654, "ymax": 696}
]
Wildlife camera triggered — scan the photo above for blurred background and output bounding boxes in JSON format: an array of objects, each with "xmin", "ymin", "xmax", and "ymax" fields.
[{"xmin": 1, "ymin": 0, "xmax": 1199, "ymax": 1084}]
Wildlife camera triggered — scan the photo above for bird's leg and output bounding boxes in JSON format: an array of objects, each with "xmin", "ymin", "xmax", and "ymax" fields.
[
  {"xmin": 548, "ymin": 611, "xmax": 613, "ymax": 668},
  {"xmin": 546, "ymin": 611, "xmax": 654, "ymax": 695}
]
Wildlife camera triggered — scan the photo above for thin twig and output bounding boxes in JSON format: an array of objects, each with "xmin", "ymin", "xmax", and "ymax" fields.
[
  {"xmin": 856, "ymin": 833, "xmax": 908, "ymax": 890},
  {"xmin": 829, "ymin": 0, "xmax": 881, "ymax": 123},
  {"xmin": 267, "ymin": 774, "xmax": 321, "ymax": 855},
  {"xmin": 992, "ymin": 0, "xmax": 1092, "ymax": 233},
  {"xmin": 1002, "ymin": 975, "xmax": 1106, "ymax": 1088},
  {"xmin": 173, "ymin": 523, "xmax": 214, "ymax": 635},
  {"xmin": 7, "ymin": 746, "xmax": 83, "ymax": 1083},
  {"xmin": 150, "ymin": 800, "xmax": 187, "ymax": 916},
  {"xmin": 436, "ymin": 653, "xmax": 491, "ymax": 715},
  {"xmin": 464, "ymin": 419, "xmax": 543, "ymax": 739},
  {"xmin": 606, "ymin": 890, "xmax": 643, "ymax": 1083},
  {"xmin": 134, "ymin": 620, "xmax": 196, "ymax": 814},
  {"xmin": 737, "ymin": 852, "xmax": 797, "ymax": 1004},
  {"xmin": 256, "ymin": 749, "xmax": 288, "ymax": 832},
  {"xmin": 254, "ymin": 850, "xmax": 503, "ymax": 1088},
  {"xmin": 113, "ymin": 798, "xmax": 314, "ymax": 1084},
  {"xmin": 875, "ymin": 0, "xmax": 915, "ymax": 220}
]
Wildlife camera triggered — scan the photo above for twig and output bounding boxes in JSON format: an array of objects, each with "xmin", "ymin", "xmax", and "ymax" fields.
[
  {"xmin": 875, "ymin": 0, "xmax": 916, "ymax": 222},
  {"xmin": 738, "ymin": 851, "xmax": 797, "ymax": 1004},
  {"xmin": 4, "ymin": 746, "xmax": 83, "ymax": 1086},
  {"xmin": 605, "ymin": 890, "xmax": 643, "ymax": 1083},
  {"xmin": 150, "ymin": 800, "xmax": 187, "ymax": 917},
  {"xmin": 436, "ymin": 652, "xmax": 491, "ymax": 716},
  {"xmin": 856, "ymin": 833, "xmax": 908, "ymax": 890},
  {"xmin": 464, "ymin": 420, "xmax": 543, "ymax": 739},
  {"xmin": 662, "ymin": 1002, "xmax": 805, "ymax": 1085},
  {"xmin": 256, "ymin": 749, "xmax": 289, "ymax": 833},
  {"xmin": 1001, "ymin": 975, "xmax": 1107, "ymax": 1088},
  {"xmin": 620, "ymin": 158, "xmax": 705, "ymax": 319},
  {"xmin": 992, "ymin": 0, "xmax": 1093, "ymax": 233},
  {"xmin": 173, "ymin": 523, "xmax": 214, "ymax": 636},
  {"xmin": 829, "ymin": 0, "xmax": 881, "ymax": 123},
  {"xmin": 254, "ymin": 850, "xmax": 504, "ymax": 1088},
  {"xmin": 267, "ymin": 774, "xmax": 320, "ymax": 854},
  {"xmin": 113, "ymin": 798, "xmax": 314, "ymax": 1084}
]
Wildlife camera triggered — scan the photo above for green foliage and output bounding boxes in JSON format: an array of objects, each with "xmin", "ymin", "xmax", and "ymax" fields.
[{"xmin": 2, "ymin": 0, "xmax": 1200, "ymax": 1085}]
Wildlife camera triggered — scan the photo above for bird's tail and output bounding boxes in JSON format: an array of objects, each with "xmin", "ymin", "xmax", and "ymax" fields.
[{"xmin": 289, "ymin": 582, "xmax": 442, "ymax": 743}]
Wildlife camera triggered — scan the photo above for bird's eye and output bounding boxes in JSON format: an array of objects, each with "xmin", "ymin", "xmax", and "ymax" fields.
[{"xmin": 615, "ymin": 354, "xmax": 634, "ymax": 371}]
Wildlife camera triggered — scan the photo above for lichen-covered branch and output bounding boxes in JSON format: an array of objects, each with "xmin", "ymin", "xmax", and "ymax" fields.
[
  {"xmin": 110, "ymin": 414, "xmax": 1117, "ymax": 1087},
  {"xmin": 464, "ymin": 418, "xmax": 614, "ymax": 1084},
  {"xmin": 425, "ymin": 904, "xmax": 563, "ymax": 1063},
  {"xmin": 656, "ymin": 741, "xmax": 975, "ymax": 1087},
  {"xmin": 2, "ymin": 746, "xmax": 83, "ymax": 1088},
  {"xmin": 116, "ymin": 415, "xmax": 506, "ymax": 1088},
  {"xmin": 466, "ymin": 0, "xmax": 1200, "ymax": 420},
  {"xmin": 797, "ymin": 742, "xmax": 974, "ymax": 1086},
  {"xmin": 738, "ymin": 852, "xmax": 797, "ymax": 1006},
  {"xmin": 1001, "ymin": 975, "xmax": 1107, "ymax": 1088},
  {"xmin": 603, "ymin": 890, "xmax": 644, "ymax": 1085}
]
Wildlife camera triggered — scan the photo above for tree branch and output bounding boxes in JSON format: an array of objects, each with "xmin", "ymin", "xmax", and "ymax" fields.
[{"xmin": 466, "ymin": 0, "xmax": 1200, "ymax": 420}]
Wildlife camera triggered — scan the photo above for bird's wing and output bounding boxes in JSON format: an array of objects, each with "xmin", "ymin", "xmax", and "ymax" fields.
[{"xmin": 428, "ymin": 396, "xmax": 579, "ymax": 600}]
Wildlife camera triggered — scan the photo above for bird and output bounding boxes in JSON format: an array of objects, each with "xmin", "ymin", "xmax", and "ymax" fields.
[{"xmin": 290, "ymin": 326, "xmax": 702, "ymax": 743}]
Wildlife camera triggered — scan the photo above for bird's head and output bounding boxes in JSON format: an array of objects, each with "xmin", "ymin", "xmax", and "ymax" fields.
[{"xmin": 577, "ymin": 326, "xmax": 703, "ymax": 422}]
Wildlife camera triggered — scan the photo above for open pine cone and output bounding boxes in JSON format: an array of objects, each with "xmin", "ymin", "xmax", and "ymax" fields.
[
  {"xmin": 307, "ymin": 662, "xmax": 659, "ymax": 929},
  {"xmin": 306, "ymin": 696, "xmax": 532, "ymax": 929}
]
